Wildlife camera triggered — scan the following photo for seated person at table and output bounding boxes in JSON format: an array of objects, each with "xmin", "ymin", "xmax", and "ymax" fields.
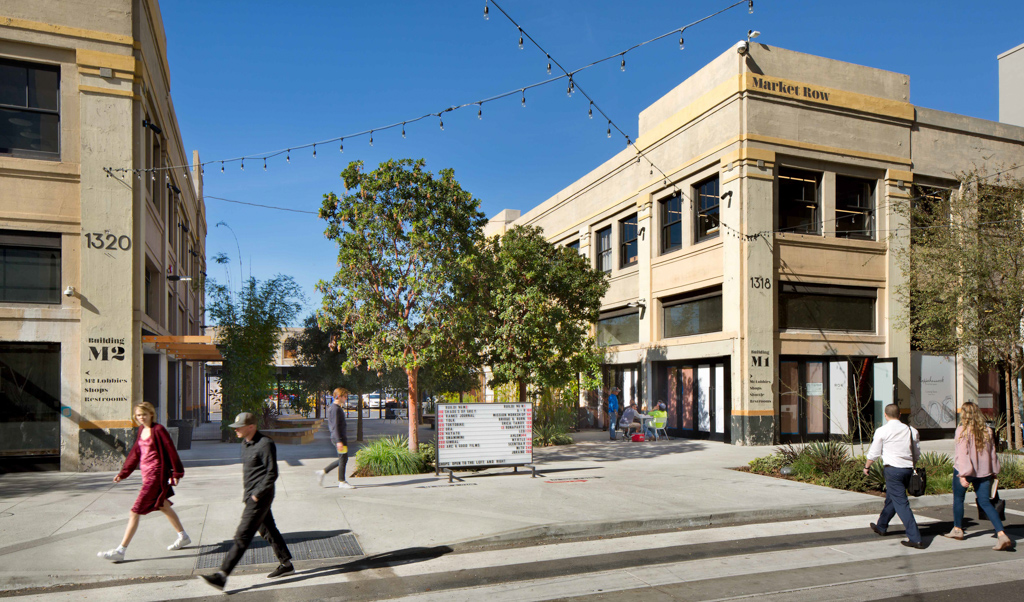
[
  {"xmin": 648, "ymin": 403, "xmax": 667, "ymax": 439},
  {"xmin": 619, "ymin": 404, "xmax": 652, "ymax": 439}
]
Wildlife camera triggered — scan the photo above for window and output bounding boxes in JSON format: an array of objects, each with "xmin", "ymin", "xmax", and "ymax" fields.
[
  {"xmin": 661, "ymin": 194, "xmax": 682, "ymax": 253},
  {"xmin": 0, "ymin": 343, "xmax": 61, "ymax": 458},
  {"xmin": 566, "ymin": 240, "xmax": 579, "ymax": 252},
  {"xmin": 778, "ymin": 283, "xmax": 876, "ymax": 332},
  {"xmin": 0, "ymin": 59, "xmax": 59, "ymax": 158},
  {"xmin": 0, "ymin": 231, "xmax": 60, "ymax": 304},
  {"xmin": 620, "ymin": 214, "xmax": 638, "ymax": 268},
  {"xmin": 835, "ymin": 175, "xmax": 875, "ymax": 239},
  {"xmin": 911, "ymin": 186, "xmax": 950, "ymax": 234},
  {"xmin": 662, "ymin": 287, "xmax": 722, "ymax": 338},
  {"xmin": 695, "ymin": 176, "xmax": 720, "ymax": 242},
  {"xmin": 597, "ymin": 308, "xmax": 640, "ymax": 346},
  {"xmin": 778, "ymin": 167, "xmax": 821, "ymax": 234},
  {"xmin": 596, "ymin": 226, "xmax": 612, "ymax": 273}
]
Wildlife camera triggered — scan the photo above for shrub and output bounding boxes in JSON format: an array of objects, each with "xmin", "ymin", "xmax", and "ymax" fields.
[
  {"xmin": 418, "ymin": 442, "xmax": 436, "ymax": 472},
  {"xmin": 823, "ymin": 461, "xmax": 868, "ymax": 492},
  {"xmin": 805, "ymin": 441, "xmax": 849, "ymax": 475},
  {"xmin": 998, "ymin": 454, "xmax": 1024, "ymax": 489},
  {"xmin": 789, "ymin": 453, "xmax": 818, "ymax": 480},
  {"xmin": 354, "ymin": 436, "xmax": 424, "ymax": 476},
  {"xmin": 749, "ymin": 453, "xmax": 785, "ymax": 475},
  {"xmin": 534, "ymin": 424, "xmax": 574, "ymax": 447},
  {"xmin": 919, "ymin": 452, "xmax": 952, "ymax": 469},
  {"xmin": 865, "ymin": 462, "xmax": 887, "ymax": 491},
  {"xmin": 776, "ymin": 443, "xmax": 804, "ymax": 465}
]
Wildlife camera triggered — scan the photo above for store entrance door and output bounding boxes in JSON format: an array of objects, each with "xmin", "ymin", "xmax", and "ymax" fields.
[{"xmin": 658, "ymin": 359, "xmax": 730, "ymax": 441}]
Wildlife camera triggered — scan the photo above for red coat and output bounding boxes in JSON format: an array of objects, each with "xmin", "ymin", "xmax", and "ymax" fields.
[{"xmin": 118, "ymin": 423, "xmax": 184, "ymax": 513}]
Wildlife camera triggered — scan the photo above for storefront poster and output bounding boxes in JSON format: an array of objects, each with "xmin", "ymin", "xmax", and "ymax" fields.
[{"xmin": 911, "ymin": 353, "xmax": 956, "ymax": 429}]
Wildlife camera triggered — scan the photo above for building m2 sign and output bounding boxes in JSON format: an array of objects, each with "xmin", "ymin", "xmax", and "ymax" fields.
[{"xmin": 436, "ymin": 403, "xmax": 532, "ymax": 471}]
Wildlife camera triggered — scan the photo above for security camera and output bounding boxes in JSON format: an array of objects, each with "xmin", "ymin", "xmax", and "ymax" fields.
[
  {"xmin": 736, "ymin": 40, "xmax": 749, "ymax": 55},
  {"xmin": 63, "ymin": 285, "xmax": 76, "ymax": 297}
]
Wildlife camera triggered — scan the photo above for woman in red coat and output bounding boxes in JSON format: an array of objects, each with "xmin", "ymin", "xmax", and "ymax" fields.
[{"xmin": 98, "ymin": 402, "xmax": 190, "ymax": 562}]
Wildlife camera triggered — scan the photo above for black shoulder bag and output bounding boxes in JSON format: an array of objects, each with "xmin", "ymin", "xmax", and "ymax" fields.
[{"xmin": 906, "ymin": 424, "xmax": 927, "ymax": 497}]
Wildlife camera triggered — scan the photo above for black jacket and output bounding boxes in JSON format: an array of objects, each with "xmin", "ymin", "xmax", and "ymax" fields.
[
  {"xmin": 241, "ymin": 431, "xmax": 278, "ymax": 502},
  {"xmin": 327, "ymin": 402, "xmax": 348, "ymax": 446}
]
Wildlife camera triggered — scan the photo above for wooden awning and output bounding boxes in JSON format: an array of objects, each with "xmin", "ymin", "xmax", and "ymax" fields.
[{"xmin": 142, "ymin": 335, "xmax": 223, "ymax": 361}]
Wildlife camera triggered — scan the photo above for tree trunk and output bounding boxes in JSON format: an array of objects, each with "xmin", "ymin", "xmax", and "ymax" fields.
[
  {"xmin": 356, "ymin": 397, "xmax": 364, "ymax": 442},
  {"xmin": 1005, "ymin": 368, "xmax": 1013, "ymax": 451},
  {"xmin": 518, "ymin": 379, "xmax": 527, "ymax": 403},
  {"xmin": 1011, "ymin": 358, "xmax": 1023, "ymax": 451},
  {"xmin": 407, "ymin": 366, "xmax": 420, "ymax": 452}
]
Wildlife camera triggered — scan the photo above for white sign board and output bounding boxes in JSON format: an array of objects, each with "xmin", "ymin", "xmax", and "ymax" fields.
[
  {"xmin": 436, "ymin": 403, "xmax": 533, "ymax": 469},
  {"xmin": 910, "ymin": 352, "xmax": 957, "ymax": 429}
]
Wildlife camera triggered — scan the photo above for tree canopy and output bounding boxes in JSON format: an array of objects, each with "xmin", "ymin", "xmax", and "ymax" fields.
[
  {"xmin": 317, "ymin": 158, "xmax": 487, "ymax": 450},
  {"xmin": 895, "ymin": 169, "xmax": 1024, "ymax": 448}
]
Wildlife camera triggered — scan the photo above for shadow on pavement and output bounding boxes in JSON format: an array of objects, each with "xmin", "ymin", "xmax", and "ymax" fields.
[
  {"xmin": 198, "ymin": 529, "xmax": 354, "ymax": 556},
  {"xmin": 537, "ymin": 439, "xmax": 708, "ymax": 462},
  {"xmin": 0, "ymin": 471, "xmax": 114, "ymax": 500}
]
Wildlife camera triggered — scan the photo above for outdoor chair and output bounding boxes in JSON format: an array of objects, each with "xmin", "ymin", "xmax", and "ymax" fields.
[{"xmin": 651, "ymin": 414, "xmax": 669, "ymax": 441}]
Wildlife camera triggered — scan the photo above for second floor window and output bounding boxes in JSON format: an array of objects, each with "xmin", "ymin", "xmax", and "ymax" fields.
[
  {"xmin": 696, "ymin": 176, "xmax": 720, "ymax": 242},
  {"xmin": 0, "ymin": 59, "xmax": 60, "ymax": 158},
  {"xmin": 778, "ymin": 167, "xmax": 821, "ymax": 235},
  {"xmin": 0, "ymin": 230, "xmax": 61, "ymax": 304},
  {"xmin": 835, "ymin": 175, "xmax": 876, "ymax": 239},
  {"xmin": 661, "ymin": 194, "xmax": 682, "ymax": 253},
  {"xmin": 620, "ymin": 214, "xmax": 638, "ymax": 268},
  {"xmin": 596, "ymin": 226, "xmax": 612, "ymax": 273}
]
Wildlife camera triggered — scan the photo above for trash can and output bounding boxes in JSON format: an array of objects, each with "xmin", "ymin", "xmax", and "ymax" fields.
[{"xmin": 168, "ymin": 420, "xmax": 193, "ymax": 450}]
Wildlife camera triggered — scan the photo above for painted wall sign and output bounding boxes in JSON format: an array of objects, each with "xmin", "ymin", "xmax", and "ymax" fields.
[
  {"xmin": 436, "ymin": 403, "xmax": 532, "ymax": 469},
  {"xmin": 750, "ymin": 77, "xmax": 831, "ymax": 101},
  {"xmin": 748, "ymin": 349, "xmax": 773, "ymax": 404}
]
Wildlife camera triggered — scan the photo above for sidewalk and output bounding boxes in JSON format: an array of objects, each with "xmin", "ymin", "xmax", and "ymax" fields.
[{"xmin": 0, "ymin": 421, "xmax": 985, "ymax": 593}]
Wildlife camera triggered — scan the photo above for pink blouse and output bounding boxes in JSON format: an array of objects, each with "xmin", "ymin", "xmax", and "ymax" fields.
[
  {"xmin": 139, "ymin": 433, "xmax": 160, "ymax": 480},
  {"xmin": 953, "ymin": 425, "xmax": 1000, "ymax": 478}
]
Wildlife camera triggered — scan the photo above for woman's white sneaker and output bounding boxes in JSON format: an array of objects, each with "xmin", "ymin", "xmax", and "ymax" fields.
[
  {"xmin": 168, "ymin": 534, "xmax": 191, "ymax": 550},
  {"xmin": 338, "ymin": 481, "xmax": 354, "ymax": 489},
  {"xmin": 98, "ymin": 548, "xmax": 125, "ymax": 562}
]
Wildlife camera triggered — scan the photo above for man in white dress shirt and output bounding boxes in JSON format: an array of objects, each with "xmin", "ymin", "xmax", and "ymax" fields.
[{"xmin": 864, "ymin": 403, "xmax": 923, "ymax": 548}]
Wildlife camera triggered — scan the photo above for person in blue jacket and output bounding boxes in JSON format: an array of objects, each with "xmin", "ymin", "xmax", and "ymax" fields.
[{"xmin": 607, "ymin": 387, "xmax": 620, "ymax": 441}]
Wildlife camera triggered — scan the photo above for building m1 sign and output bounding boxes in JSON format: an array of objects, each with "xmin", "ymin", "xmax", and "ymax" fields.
[{"xmin": 436, "ymin": 403, "xmax": 533, "ymax": 476}]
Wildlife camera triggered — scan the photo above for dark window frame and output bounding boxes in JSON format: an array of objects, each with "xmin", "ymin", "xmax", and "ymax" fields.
[
  {"xmin": 661, "ymin": 194, "xmax": 683, "ymax": 254},
  {"xmin": 596, "ymin": 226, "xmax": 612, "ymax": 273},
  {"xmin": 620, "ymin": 214, "xmax": 638, "ymax": 268},
  {"xmin": 0, "ymin": 58, "xmax": 60, "ymax": 159},
  {"xmin": 778, "ymin": 167, "xmax": 822, "ymax": 235},
  {"xmin": 835, "ymin": 175, "xmax": 876, "ymax": 240},
  {"xmin": 0, "ymin": 230, "xmax": 61, "ymax": 304},
  {"xmin": 695, "ymin": 176, "xmax": 720, "ymax": 242},
  {"xmin": 597, "ymin": 307, "xmax": 640, "ymax": 347},
  {"xmin": 662, "ymin": 286, "xmax": 723, "ymax": 338},
  {"xmin": 778, "ymin": 282, "xmax": 877, "ymax": 333}
]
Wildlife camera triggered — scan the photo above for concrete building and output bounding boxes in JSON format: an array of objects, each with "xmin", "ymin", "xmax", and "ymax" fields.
[
  {"xmin": 999, "ymin": 42, "xmax": 1024, "ymax": 127},
  {"xmin": 0, "ymin": 0, "xmax": 209, "ymax": 470},
  {"xmin": 489, "ymin": 43, "xmax": 1024, "ymax": 445}
]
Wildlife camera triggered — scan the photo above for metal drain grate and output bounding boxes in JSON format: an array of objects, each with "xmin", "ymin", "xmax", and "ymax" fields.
[{"xmin": 195, "ymin": 532, "xmax": 362, "ymax": 569}]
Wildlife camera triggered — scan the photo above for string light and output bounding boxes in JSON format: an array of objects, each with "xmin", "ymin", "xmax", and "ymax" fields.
[
  {"xmin": 263, "ymin": 158, "xmax": 267, "ymax": 171},
  {"xmin": 749, "ymin": 0, "xmax": 753, "ymax": 14},
  {"xmin": 313, "ymin": 143, "xmax": 317, "ymax": 158},
  {"xmin": 286, "ymin": 150, "xmax": 290, "ymax": 163},
  {"xmin": 483, "ymin": 0, "xmax": 489, "ymax": 20},
  {"xmin": 477, "ymin": 105, "xmax": 482, "ymax": 120},
  {"xmin": 221, "ymin": 162, "xmax": 224, "ymax": 173},
  {"xmin": 588, "ymin": 101, "xmax": 593, "ymax": 119},
  {"xmin": 521, "ymin": 89, "xmax": 526, "ymax": 107},
  {"xmin": 369, "ymin": 131, "xmax": 373, "ymax": 146},
  {"xmin": 340, "ymin": 138, "xmax": 344, "ymax": 152},
  {"xmin": 547, "ymin": 56, "xmax": 551, "ymax": 74},
  {"xmin": 620, "ymin": 56, "xmax": 626, "ymax": 72},
  {"xmin": 679, "ymin": 33, "xmax": 684, "ymax": 50},
  {"xmin": 607, "ymin": 122, "xmax": 611, "ymax": 138},
  {"xmin": 518, "ymin": 27, "xmax": 523, "ymax": 49},
  {"xmin": 402, "ymin": 122, "xmax": 407, "ymax": 136},
  {"xmin": 567, "ymin": 77, "xmax": 574, "ymax": 97},
  {"xmin": 240, "ymin": 159, "xmax": 244, "ymax": 171},
  {"xmin": 439, "ymin": 114, "xmax": 444, "ymax": 131}
]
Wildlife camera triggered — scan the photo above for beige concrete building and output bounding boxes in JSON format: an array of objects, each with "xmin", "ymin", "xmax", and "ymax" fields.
[
  {"xmin": 0, "ymin": 1, "xmax": 208, "ymax": 470},
  {"xmin": 491, "ymin": 43, "xmax": 1024, "ymax": 444}
]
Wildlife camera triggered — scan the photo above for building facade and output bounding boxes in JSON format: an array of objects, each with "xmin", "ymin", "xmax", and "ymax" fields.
[
  {"xmin": 0, "ymin": 0, "xmax": 207, "ymax": 470},
  {"xmin": 492, "ymin": 43, "xmax": 1024, "ymax": 444}
]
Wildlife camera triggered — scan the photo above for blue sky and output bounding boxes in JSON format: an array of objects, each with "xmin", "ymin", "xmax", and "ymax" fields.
[{"xmin": 160, "ymin": 1, "xmax": 1024, "ymax": 320}]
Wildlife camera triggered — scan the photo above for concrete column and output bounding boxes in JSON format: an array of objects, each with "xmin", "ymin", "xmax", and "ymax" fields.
[
  {"xmin": 821, "ymin": 172, "xmax": 836, "ymax": 237},
  {"xmin": 637, "ymin": 192, "xmax": 654, "ymax": 407},
  {"xmin": 884, "ymin": 169, "xmax": 913, "ymax": 407},
  {"xmin": 157, "ymin": 352, "xmax": 168, "ymax": 425}
]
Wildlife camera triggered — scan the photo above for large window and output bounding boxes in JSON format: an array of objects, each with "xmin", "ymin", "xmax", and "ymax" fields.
[
  {"xmin": 620, "ymin": 214, "xmax": 638, "ymax": 268},
  {"xmin": 597, "ymin": 309, "xmax": 639, "ymax": 346},
  {"xmin": 779, "ymin": 283, "xmax": 876, "ymax": 332},
  {"xmin": 661, "ymin": 194, "xmax": 682, "ymax": 253},
  {"xmin": 0, "ymin": 343, "xmax": 61, "ymax": 458},
  {"xmin": 911, "ymin": 186, "xmax": 951, "ymax": 234},
  {"xmin": 596, "ymin": 226, "xmax": 612, "ymax": 273},
  {"xmin": 695, "ymin": 176, "xmax": 720, "ymax": 242},
  {"xmin": 0, "ymin": 59, "xmax": 59, "ymax": 158},
  {"xmin": 0, "ymin": 231, "xmax": 61, "ymax": 304},
  {"xmin": 663, "ymin": 287, "xmax": 722, "ymax": 338},
  {"xmin": 778, "ymin": 167, "xmax": 821, "ymax": 234},
  {"xmin": 835, "ymin": 175, "xmax": 875, "ymax": 239}
]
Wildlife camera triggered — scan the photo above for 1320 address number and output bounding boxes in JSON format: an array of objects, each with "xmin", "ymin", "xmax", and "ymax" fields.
[{"xmin": 85, "ymin": 233, "xmax": 131, "ymax": 251}]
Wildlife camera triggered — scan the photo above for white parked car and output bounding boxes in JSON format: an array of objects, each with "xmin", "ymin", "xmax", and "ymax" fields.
[{"xmin": 366, "ymin": 393, "xmax": 383, "ymax": 408}]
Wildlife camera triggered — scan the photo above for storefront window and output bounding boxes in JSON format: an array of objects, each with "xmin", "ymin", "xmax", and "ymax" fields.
[
  {"xmin": 663, "ymin": 288, "xmax": 722, "ymax": 338},
  {"xmin": 0, "ymin": 343, "xmax": 60, "ymax": 458},
  {"xmin": 779, "ymin": 283, "xmax": 875, "ymax": 332},
  {"xmin": 597, "ymin": 310, "xmax": 639, "ymax": 346}
]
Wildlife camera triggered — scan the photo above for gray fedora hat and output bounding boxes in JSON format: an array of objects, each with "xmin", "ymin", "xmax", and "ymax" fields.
[{"xmin": 228, "ymin": 412, "xmax": 257, "ymax": 428}]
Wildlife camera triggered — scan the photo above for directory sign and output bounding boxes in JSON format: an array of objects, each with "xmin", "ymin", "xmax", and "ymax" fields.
[{"xmin": 436, "ymin": 403, "xmax": 533, "ymax": 469}]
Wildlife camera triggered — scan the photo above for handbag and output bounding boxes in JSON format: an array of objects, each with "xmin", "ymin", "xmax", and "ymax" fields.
[
  {"xmin": 907, "ymin": 466, "xmax": 927, "ymax": 497},
  {"xmin": 976, "ymin": 479, "xmax": 1006, "ymax": 522}
]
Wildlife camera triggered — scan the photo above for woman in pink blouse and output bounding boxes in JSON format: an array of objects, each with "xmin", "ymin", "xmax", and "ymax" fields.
[{"xmin": 944, "ymin": 401, "xmax": 1013, "ymax": 550}]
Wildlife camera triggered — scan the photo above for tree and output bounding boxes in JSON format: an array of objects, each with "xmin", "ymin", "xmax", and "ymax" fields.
[
  {"xmin": 479, "ymin": 225, "xmax": 609, "ymax": 402},
  {"xmin": 317, "ymin": 158, "xmax": 487, "ymax": 452},
  {"xmin": 207, "ymin": 275, "xmax": 305, "ymax": 432},
  {"xmin": 895, "ymin": 169, "xmax": 1024, "ymax": 449}
]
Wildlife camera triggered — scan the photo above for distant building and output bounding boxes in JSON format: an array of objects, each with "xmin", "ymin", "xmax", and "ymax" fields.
[
  {"xmin": 999, "ymin": 42, "xmax": 1024, "ymax": 127},
  {"xmin": 487, "ymin": 43, "xmax": 1024, "ymax": 444},
  {"xmin": 0, "ymin": 1, "xmax": 209, "ymax": 470}
]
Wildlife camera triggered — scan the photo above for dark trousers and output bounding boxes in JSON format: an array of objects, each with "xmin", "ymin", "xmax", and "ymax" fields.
[
  {"xmin": 323, "ymin": 450, "xmax": 349, "ymax": 482},
  {"xmin": 877, "ymin": 466, "xmax": 922, "ymax": 543},
  {"xmin": 221, "ymin": 495, "xmax": 292, "ymax": 575}
]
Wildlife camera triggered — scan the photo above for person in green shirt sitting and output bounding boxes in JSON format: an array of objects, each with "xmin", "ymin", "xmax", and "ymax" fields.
[{"xmin": 648, "ymin": 402, "xmax": 668, "ymax": 441}]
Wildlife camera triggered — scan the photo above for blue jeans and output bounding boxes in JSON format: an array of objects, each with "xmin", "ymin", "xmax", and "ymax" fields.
[
  {"xmin": 953, "ymin": 469, "xmax": 1004, "ymax": 533},
  {"xmin": 877, "ymin": 466, "xmax": 922, "ymax": 543},
  {"xmin": 609, "ymin": 411, "xmax": 618, "ymax": 440}
]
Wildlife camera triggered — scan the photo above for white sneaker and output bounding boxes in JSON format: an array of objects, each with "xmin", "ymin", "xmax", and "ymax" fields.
[
  {"xmin": 98, "ymin": 548, "xmax": 125, "ymax": 562},
  {"xmin": 338, "ymin": 481, "xmax": 354, "ymax": 489},
  {"xmin": 167, "ymin": 534, "xmax": 191, "ymax": 550},
  {"xmin": 314, "ymin": 470, "xmax": 326, "ymax": 487}
]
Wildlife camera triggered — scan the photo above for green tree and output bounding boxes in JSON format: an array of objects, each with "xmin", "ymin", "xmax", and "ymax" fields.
[
  {"xmin": 207, "ymin": 275, "xmax": 305, "ymax": 433},
  {"xmin": 895, "ymin": 169, "xmax": 1024, "ymax": 449},
  {"xmin": 317, "ymin": 158, "xmax": 487, "ymax": 451},
  {"xmin": 479, "ymin": 225, "xmax": 609, "ymax": 402}
]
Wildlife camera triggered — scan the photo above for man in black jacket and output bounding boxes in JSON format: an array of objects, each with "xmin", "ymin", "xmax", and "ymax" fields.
[
  {"xmin": 201, "ymin": 412, "xmax": 294, "ymax": 591},
  {"xmin": 314, "ymin": 387, "xmax": 352, "ymax": 488}
]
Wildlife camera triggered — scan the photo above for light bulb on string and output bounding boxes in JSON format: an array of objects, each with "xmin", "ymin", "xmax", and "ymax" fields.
[
  {"xmin": 588, "ymin": 101, "xmax": 593, "ymax": 119},
  {"xmin": 369, "ymin": 132, "xmax": 373, "ymax": 146},
  {"xmin": 340, "ymin": 138, "xmax": 344, "ymax": 152},
  {"xmin": 607, "ymin": 121, "xmax": 612, "ymax": 138},
  {"xmin": 477, "ymin": 105, "xmax": 482, "ymax": 120},
  {"xmin": 286, "ymin": 150, "xmax": 290, "ymax": 163},
  {"xmin": 240, "ymin": 159, "xmax": 244, "ymax": 171},
  {"xmin": 567, "ymin": 78, "xmax": 574, "ymax": 97},
  {"xmin": 621, "ymin": 56, "xmax": 626, "ymax": 72},
  {"xmin": 439, "ymin": 115, "xmax": 444, "ymax": 131},
  {"xmin": 221, "ymin": 162, "xmax": 224, "ymax": 173},
  {"xmin": 518, "ymin": 28, "xmax": 523, "ymax": 50},
  {"xmin": 483, "ymin": 1, "xmax": 488, "ymax": 20},
  {"xmin": 402, "ymin": 123, "xmax": 407, "ymax": 137},
  {"xmin": 748, "ymin": 0, "xmax": 753, "ymax": 14},
  {"xmin": 521, "ymin": 89, "xmax": 526, "ymax": 107},
  {"xmin": 679, "ymin": 34, "xmax": 684, "ymax": 50},
  {"xmin": 313, "ymin": 144, "xmax": 317, "ymax": 158},
  {"xmin": 263, "ymin": 158, "xmax": 267, "ymax": 171},
  {"xmin": 152, "ymin": 172, "xmax": 156, "ymax": 182},
  {"xmin": 546, "ymin": 56, "xmax": 551, "ymax": 74}
]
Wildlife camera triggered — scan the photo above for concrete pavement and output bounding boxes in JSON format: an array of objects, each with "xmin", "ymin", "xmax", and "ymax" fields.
[{"xmin": 0, "ymin": 418, "xmax": 1004, "ymax": 594}]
